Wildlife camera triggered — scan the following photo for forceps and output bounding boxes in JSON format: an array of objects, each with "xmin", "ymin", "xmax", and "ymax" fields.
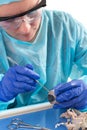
[
  {"xmin": 7, "ymin": 57, "xmax": 49, "ymax": 93},
  {"xmin": 8, "ymin": 118, "xmax": 50, "ymax": 130}
]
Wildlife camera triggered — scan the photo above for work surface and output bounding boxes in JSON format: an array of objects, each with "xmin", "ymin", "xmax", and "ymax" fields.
[{"xmin": 0, "ymin": 103, "xmax": 67, "ymax": 130}]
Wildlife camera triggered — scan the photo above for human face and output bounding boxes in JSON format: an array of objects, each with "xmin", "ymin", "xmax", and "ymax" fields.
[{"xmin": 0, "ymin": 0, "xmax": 46, "ymax": 42}]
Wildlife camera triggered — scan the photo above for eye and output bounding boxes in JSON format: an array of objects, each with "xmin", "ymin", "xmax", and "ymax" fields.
[
  {"xmin": 27, "ymin": 10, "xmax": 41, "ymax": 20},
  {"xmin": 27, "ymin": 11, "xmax": 36, "ymax": 18}
]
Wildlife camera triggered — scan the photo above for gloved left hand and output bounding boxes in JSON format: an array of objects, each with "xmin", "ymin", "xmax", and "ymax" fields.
[{"xmin": 53, "ymin": 79, "xmax": 87, "ymax": 110}]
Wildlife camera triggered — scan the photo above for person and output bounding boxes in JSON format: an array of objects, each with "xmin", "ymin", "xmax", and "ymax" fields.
[{"xmin": 0, "ymin": 0, "xmax": 87, "ymax": 112}]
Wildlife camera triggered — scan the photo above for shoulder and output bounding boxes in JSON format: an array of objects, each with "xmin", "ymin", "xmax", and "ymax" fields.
[
  {"xmin": 42, "ymin": 10, "xmax": 80, "ymax": 36},
  {"xmin": 43, "ymin": 10, "xmax": 76, "ymax": 24},
  {"xmin": 43, "ymin": 10, "xmax": 87, "ymax": 35}
]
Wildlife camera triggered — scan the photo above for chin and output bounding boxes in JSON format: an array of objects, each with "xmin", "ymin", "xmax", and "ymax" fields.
[
  {"xmin": 15, "ymin": 35, "xmax": 35, "ymax": 42},
  {"xmin": 17, "ymin": 33, "xmax": 37, "ymax": 42}
]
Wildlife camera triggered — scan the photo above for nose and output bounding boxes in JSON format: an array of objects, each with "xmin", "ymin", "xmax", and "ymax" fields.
[{"xmin": 17, "ymin": 20, "xmax": 31, "ymax": 34}]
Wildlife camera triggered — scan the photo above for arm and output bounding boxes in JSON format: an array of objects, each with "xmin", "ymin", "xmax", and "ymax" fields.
[{"xmin": 53, "ymin": 13, "xmax": 87, "ymax": 111}]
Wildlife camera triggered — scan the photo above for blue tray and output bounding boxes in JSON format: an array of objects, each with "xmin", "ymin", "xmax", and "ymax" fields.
[{"xmin": 0, "ymin": 102, "xmax": 67, "ymax": 130}]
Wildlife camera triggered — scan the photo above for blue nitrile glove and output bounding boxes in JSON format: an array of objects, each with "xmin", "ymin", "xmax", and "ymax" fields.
[
  {"xmin": 53, "ymin": 79, "xmax": 87, "ymax": 110},
  {"xmin": 0, "ymin": 64, "xmax": 40, "ymax": 102}
]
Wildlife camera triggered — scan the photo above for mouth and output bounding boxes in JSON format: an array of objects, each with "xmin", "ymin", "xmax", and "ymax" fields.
[{"xmin": 16, "ymin": 33, "xmax": 35, "ymax": 42}]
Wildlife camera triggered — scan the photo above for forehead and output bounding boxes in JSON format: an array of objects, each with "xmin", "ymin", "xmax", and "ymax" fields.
[{"xmin": 0, "ymin": 0, "xmax": 39, "ymax": 17}]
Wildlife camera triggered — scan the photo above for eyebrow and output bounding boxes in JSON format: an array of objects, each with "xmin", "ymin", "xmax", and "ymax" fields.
[{"xmin": 0, "ymin": 0, "xmax": 46, "ymax": 22}]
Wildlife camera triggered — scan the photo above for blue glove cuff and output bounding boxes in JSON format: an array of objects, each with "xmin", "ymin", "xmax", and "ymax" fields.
[{"xmin": 78, "ymin": 105, "xmax": 87, "ymax": 112}]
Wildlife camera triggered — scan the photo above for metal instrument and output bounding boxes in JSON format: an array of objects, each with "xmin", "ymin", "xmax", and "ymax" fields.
[
  {"xmin": 7, "ymin": 57, "xmax": 49, "ymax": 92},
  {"xmin": 35, "ymin": 81, "xmax": 57, "ymax": 104},
  {"xmin": 8, "ymin": 118, "xmax": 50, "ymax": 130},
  {"xmin": 7, "ymin": 57, "xmax": 56, "ymax": 104}
]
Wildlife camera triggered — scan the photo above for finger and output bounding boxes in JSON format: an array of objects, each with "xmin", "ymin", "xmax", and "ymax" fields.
[
  {"xmin": 14, "ymin": 66, "xmax": 40, "ymax": 79},
  {"xmin": 74, "ymin": 91, "xmax": 87, "ymax": 109},
  {"xmin": 25, "ymin": 64, "xmax": 33, "ymax": 70},
  {"xmin": 13, "ymin": 81, "xmax": 36, "ymax": 91},
  {"xmin": 3, "ymin": 82, "xmax": 26, "ymax": 96},
  {"xmin": 54, "ymin": 91, "xmax": 87, "ymax": 109},
  {"xmin": 56, "ymin": 86, "xmax": 84, "ymax": 102},
  {"xmin": 15, "ymin": 73, "xmax": 37, "ymax": 85},
  {"xmin": 54, "ymin": 80, "xmax": 82, "ymax": 96}
]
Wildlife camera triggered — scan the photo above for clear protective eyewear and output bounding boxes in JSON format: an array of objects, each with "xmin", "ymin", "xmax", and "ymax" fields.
[
  {"xmin": 0, "ymin": 0, "xmax": 46, "ymax": 29},
  {"xmin": 0, "ymin": 9, "xmax": 42, "ymax": 30}
]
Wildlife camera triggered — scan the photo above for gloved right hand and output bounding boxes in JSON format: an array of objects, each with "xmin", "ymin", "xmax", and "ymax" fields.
[{"xmin": 0, "ymin": 64, "xmax": 40, "ymax": 102}]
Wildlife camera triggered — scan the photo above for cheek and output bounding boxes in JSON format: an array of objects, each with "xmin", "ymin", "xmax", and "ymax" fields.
[
  {"xmin": 31, "ymin": 17, "xmax": 41, "ymax": 27},
  {"xmin": 31, "ymin": 22, "xmax": 39, "ymax": 29},
  {"xmin": 5, "ymin": 29, "xmax": 16, "ymax": 36}
]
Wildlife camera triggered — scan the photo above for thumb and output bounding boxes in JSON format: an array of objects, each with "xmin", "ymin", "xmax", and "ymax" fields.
[{"xmin": 25, "ymin": 64, "xmax": 33, "ymax": 70}]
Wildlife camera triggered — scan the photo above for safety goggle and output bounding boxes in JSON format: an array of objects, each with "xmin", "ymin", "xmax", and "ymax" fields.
[
  {"xmin": 0, "ymin": 0, "xmax": 46, "ymax": 29},
  {"xmin": 0, "ymin": 0, "xmax": 46, "ymax": 21},
  {"xmin": 0, "ymin": 8, "xmax": 43, "ymax": 30}
]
